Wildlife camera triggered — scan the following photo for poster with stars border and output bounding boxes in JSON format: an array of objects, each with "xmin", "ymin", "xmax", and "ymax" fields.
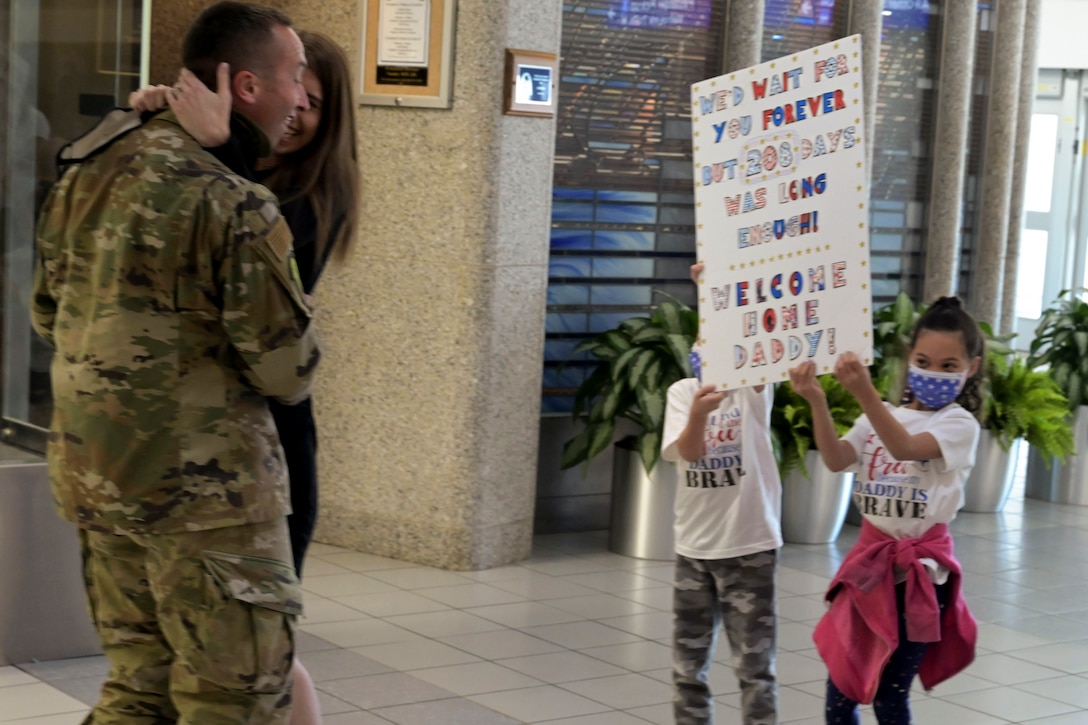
[{"xmin": 689, "ymin": 34, "xmax": 873, "ymax": 390}]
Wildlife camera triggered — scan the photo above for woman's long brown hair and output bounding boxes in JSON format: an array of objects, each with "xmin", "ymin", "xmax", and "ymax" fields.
[{"xmin": 263, "ymin": 30, "xmax": 360, "ymax": 267}]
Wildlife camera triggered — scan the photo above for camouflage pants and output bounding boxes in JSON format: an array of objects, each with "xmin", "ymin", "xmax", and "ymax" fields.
[
  {"xmin": 78, "ymin": 518, "xmax": 302, "ymax": 724},
  {"xmin": 673, "ymin": 550, "xmax": 778, "ymax": 725}
]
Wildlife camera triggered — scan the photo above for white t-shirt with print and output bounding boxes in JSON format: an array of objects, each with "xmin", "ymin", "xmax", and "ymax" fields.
[
  {"xmin": 662, "ymin": 379, "xmax": 782, "ymax": 560},
  {"xmin": 843, "ymin": 402, "xmax": 980, "ymax": 541}
]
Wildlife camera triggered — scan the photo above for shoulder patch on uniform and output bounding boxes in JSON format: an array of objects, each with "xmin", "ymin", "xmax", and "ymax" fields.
[
  {"xmin": 259, "ymin": 201, "xmax": 279, "ymax": 225},
  {"xmin": 266, "ymin": 218, "xmax": 292, "ymax": 261},
  {"xmin": 290, "ymin": 257, "xmax": 306, "ymax": 293}
]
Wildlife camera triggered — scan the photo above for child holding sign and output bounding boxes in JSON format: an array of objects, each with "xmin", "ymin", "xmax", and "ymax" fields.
[
  {"xmin": 788, "ymin": 297, "xmax": 982, "ymax": 724},
  {"xmin": 662, "ymin": 263, "xmax": 783, "ymax": 725}
]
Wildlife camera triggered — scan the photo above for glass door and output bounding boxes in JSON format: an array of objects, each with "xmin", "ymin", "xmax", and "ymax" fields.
[
  {"xmin": 1, "ymin": 0, "xmax": 149, "ymax": 451},
  {"xmin": 1015, "ymin": 69, "xmax": 1083, "ymax": 348}
]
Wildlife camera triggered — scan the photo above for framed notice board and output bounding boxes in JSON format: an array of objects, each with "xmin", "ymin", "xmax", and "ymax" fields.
[{"xmin": 359, "ymin": 0, "xmax": 457, "ymax": 108}]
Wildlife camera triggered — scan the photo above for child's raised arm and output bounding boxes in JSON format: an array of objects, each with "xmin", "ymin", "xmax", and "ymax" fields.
[
  {"xmin": 788, "ymin": 361, "xmax": 857, "ymax": 472},
  {"xmin": 675, "ymin": 384, "xmax": 726, "ymax": 462},
  {"xmin": 834, "ymin": 352, "xmax": 943, "ymax": 462}
]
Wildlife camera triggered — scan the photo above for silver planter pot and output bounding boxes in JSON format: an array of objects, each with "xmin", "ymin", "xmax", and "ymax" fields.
[
  {"xmin": 962, "ymin": 430, "xmax": 1020, "ymax": 513},
  {"xmin": 609, "ymin": 441, "xmax": 676, "ymax": 560},
  {"xmin": 1026, "ymin": 406, "xmax": 1088, "ymax": 505},
  {"xmin": 781, "ymin": 450, "xmax": 852, "ymax": 544}
]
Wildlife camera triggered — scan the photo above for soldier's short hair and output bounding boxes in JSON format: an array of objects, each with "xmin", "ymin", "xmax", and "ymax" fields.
[{"xmin": 182, "ymin": 1, "xmax": 294, "ymax": 91}]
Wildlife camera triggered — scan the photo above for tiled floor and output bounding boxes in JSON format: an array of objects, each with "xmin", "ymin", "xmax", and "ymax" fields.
[{"xmin": 6, "ymin": 479, "xmax": 1088, "ymax": 723}]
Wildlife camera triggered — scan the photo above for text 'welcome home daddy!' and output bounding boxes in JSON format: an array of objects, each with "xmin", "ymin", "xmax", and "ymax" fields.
[{"xmin": 690, "ymin": 34, "xmax": 874, "ymax": 390}]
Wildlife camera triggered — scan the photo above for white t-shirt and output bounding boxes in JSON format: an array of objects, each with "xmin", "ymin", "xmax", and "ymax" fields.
[
  {"xmin": 843, "ymin": 403, "xmax": 980, "ymax": 541},
  {"xmin": 662, "ymin": 379, "xmax": 783, "ymax": 560}
]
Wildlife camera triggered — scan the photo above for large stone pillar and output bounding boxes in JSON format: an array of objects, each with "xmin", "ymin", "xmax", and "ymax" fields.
[
  {"xmin": 1001, "ymin": 0, "xmax": 1042, "ymax": 334},
  {"xmin": 0, "ymin": 0, "xmax": 8, "ymax": 212},
  {"xmin": 923, "ymin": 1, "xmax": 977, "ymax": 302},
  {"xmin": 722, "ymin": 0, "xmax": 763, "ymax": 72},
  {"xmin": 972, "ymin": 0, "xmax": 1026, "ymax": 328},
  {"xmin": 152, "ymin": 0, "xmax": 558, "ymax": 570},
  {"xmin": 847, "ymin": 0, "xmax": 883, "ymax": 170},
  {"xmin": 150, "ymin": 1, "xmax": 235, "ymax": 83},
  {"xmin": 293, "ymin": 0, "xmax": 557, "ymax": 569}
]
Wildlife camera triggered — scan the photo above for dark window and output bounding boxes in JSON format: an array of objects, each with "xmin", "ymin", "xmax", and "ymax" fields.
[
  {"xmin": 542, "ymin": 0, "xmax": 943, "ymax": 411},
  {"xmin": 869, "ymin": 0, "xmax": 940, "ymax": 304},
  {"xmin": 959, "ymin": 2, "xmax": 993, "ymax": 300},
  {"xmin": 544, "ymin": 0, "xmax": 725, "ymax": 414},
  {"xmin": 1, "ymin": 0, "xmax": 147, "ymax": 452}
]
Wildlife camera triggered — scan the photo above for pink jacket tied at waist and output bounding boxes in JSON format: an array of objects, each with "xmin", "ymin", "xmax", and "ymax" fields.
[{"xmin": 813, "ymin": 519, "xmax": 977, "ymax": 704}]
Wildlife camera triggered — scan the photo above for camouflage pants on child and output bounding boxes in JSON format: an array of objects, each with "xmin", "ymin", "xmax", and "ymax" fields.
[
  {"xmin": 673, "ymin": 549, "xmax": 778, "ymax": 725},
  {"xmin": 79, "ymin": 518, "xmax": 301, "ymax": 724}
]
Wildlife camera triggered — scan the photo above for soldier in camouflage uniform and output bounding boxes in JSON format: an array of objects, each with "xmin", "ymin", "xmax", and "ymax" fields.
[
  {"xmin": 30, "ymin": 3, "xmax": 316, "ymax": 722},
  {"xmin": 662, "ymin": 362, "xmax": 783, "ymax": 725}
]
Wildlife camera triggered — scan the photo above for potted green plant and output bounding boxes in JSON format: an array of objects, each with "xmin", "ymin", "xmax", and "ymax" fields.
[
  {"xmin": 771, "ymin": 373, "xmax": 862, "ymax": 544},
  {"xmin": 964, "ymin": 352, "xmax": 1074, "ymax": 512},
  {"xmin": 561, "ymin": 292, "xmax": 697, "ymax": 559},
  {"xmin": 1024, "ymin": 289, "xmax": 1088, "ymax": 504},
  {"xmin": 871, "ymin": 292, "xmax": 920, "ymax": 402}
]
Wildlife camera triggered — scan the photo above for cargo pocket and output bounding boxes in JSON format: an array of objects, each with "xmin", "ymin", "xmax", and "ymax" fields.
[{"xmin": 191, "ymin": 551, "xmax": 303, "ymax": 694}]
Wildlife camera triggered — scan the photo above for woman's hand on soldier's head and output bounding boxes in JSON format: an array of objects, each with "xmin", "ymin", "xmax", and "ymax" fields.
[
  {"xmin": 127, "ymin": 64, "xmax": 232, "ymax": 148},
  {"xmin": 168, "ymin": 64, "xmax": 232, "ymax": 148},
  {"xmin": 128, "ymin": 85, "xmax": 172, "ymax": 113}
]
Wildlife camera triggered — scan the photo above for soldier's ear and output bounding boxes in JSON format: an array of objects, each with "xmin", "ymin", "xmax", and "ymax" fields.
[{"xmin": 231, "ymin": 70, "xmax": 259, "ymax": 105}]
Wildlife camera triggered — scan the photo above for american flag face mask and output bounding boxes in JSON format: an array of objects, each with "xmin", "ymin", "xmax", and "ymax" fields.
[{"xmin": 906, "ymin": 365, "xmax": 967, "ymax": 409}]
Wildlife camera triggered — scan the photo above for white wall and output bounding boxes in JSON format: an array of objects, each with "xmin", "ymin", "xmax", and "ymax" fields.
[{"xmin": 1040, "ymin": 0, "xmax": 1088, "ymax": 69}]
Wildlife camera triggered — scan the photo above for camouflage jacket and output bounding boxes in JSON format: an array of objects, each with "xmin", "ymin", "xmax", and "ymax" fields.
[{"xmin": 31, "ymin": 111, "xmax": 320, "ymax": 534}]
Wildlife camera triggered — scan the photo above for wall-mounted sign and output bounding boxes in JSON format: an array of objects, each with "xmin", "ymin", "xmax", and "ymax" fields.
[
  {"xmin": 359, "ymin": 0, "xmax": 456, "ymax": 108},
  {"xmin": 689, "ymin": 35, "xmax": 873, "ymax": 390},
  {"xmin": 504, "ymin": 49, "xmax": 558, "ymax": 117}
]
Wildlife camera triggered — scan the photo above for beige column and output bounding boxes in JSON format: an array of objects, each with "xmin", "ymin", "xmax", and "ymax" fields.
[
  {"xmin": 0, "ymin": 0, "xmax": 8, "ymax": 191},
  {"xmin": 723, "ymin": 0, "xmax": 764, "ymax": 73},
  {"xmin": 300, "ymin": 0, "xmax": 557, "ymax": 569},
  {"xmin": 923, "ymin": 0, "xmax": 977, "ymax": 302},
  {"xmin": 972, "ymin": 0, "xmax": 1026, "ymax": 328},
  {"xmin": 151, "ymin": 1, "xmax": 300, "ymax": 82},
  {"xmin": 155, "ymin": 0, "xmax": 559, "ymax": 569},
  {"xmin": 150, "ymin": 2, "xmax": 217, "ymax": 83},
  {"xmin": 847, "ymin": 0, "xmax": 883, "ymax": 170},
  {"xmin": 1001, "ymin": 0, "xmax": 1042, "ymax": 334}
]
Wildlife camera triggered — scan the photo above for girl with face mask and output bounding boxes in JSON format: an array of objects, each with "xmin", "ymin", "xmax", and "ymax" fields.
[{"xmin": 788, "ymin": 296, "xmax": 984, "ymax": 724}]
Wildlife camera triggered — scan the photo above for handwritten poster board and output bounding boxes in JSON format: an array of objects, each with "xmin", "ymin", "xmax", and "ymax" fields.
[{"xmin": 690, "ymin": 34, "xmax": 873, "ymax": 390}]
